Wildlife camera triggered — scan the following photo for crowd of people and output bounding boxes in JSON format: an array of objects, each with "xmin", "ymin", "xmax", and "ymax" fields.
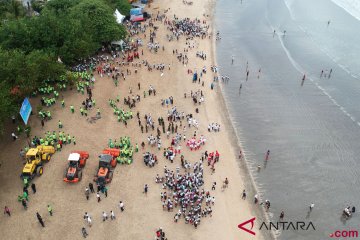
[
  {"xmin": 207, "ymin": 123, "xmax": 220, "ymax": 132},
  {"xmin": 156, "ymin": 164, "xmax": 215, "ymax": 228},
  {"xmin": 143, "ymin": 152, "xmax": 158, "ymax": 167}
]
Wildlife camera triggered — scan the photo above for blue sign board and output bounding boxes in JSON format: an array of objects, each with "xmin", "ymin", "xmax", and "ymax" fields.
[
  {"xmin": 20, "ymin": 98, "xmax": 32, "ymax": 125},
  {"xmin": 130, "ymin": 8, "xmax": 142, "ymax": 16}
]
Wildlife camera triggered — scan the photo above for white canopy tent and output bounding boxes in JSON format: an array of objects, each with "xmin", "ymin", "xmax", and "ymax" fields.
[
  {"xmin": 111, "ymin": 40, "xmax": 125, "ymax": 46},
  {"xmin": 114, "ymin": 9, "xmax": 125, "ymax": 24},
  {"xmin": 68, "ymin": 153, "xmax": 80, "ymax": 161}
]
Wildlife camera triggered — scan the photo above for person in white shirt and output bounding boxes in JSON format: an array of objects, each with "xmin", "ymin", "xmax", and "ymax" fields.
[
  {"xmin": 11, "ymin": 132, "xmax": 18, "ymax": 141},
  {"xmin": 110, "ymin": 210, "xmax": 115, "ymax": 220},
  {"xmin": 102, "ymin": 211, "xmax": 108, "ymax": 221},
  {"xmin": 87, "ymin": 216, "xmax": 92, "ymax": 227},
  {"xmin": 119, "ymin": 201, "xmax": 125, "ymax": 212}
]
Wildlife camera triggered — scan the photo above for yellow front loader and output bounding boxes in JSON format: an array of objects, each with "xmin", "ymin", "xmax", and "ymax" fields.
[{"xmin": 21, "ymin": 146, "xmax": 55, "ymax": 183}]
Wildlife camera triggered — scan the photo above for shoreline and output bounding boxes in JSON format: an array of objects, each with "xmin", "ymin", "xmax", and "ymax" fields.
[{"xmin": 210, "ymin": 1, "xmax": 275, "ymax": 239}]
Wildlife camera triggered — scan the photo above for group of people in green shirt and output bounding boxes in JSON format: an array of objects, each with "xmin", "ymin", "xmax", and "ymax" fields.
[
  {"xmin": 109, "ymin": 99, "xmax": 133, "ymax": 123},
  {"xmin": 24, "ymin": 131, "xmax": 76, "ymax": 153},
  {"xmin": 107, "ymin": 137, "xmax": 138, "ymax": 164}
]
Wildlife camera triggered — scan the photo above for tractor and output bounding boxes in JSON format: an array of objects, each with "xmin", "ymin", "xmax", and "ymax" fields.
[
  {"xmin": 21, "ymin": 145, "xmax": 55, "ymax": 181},
  {"xmin": 93, "ymin": 149, "xmax": 119, "ymax": 186},
  {"xmin": 102, "ymin": 148, "xmax": 119, "ymax": 168},
  {"xmin": 64, "ymin": 151, "xmax": 89, "ymax": 183}
]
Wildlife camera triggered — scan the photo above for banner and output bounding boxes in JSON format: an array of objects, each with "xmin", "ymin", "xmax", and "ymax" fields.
[{"xmin": 20, "ymin": 98, "xmax": 32, "ymax": 125}]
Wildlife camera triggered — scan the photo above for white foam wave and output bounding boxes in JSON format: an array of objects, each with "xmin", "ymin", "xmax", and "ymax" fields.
[
  {"xmin": 273, "ymin": 22, "xmax": 359, "ymax": 127},
  {"xmin": 331, "ymin": 0, "xmax": 360, "ymax": 21},
  {"xmin": 283, "ymin": 0, "xmax": 296, "ymax": 20}
]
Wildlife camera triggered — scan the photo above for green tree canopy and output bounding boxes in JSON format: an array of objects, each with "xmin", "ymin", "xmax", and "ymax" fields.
[
  {"xmin": 104, "ymin": 0, "xmax": 132, "ymax": 16},
  {"xmin": 71, "ymin": 0, "xmax": 126, "ymax": 43},
  {"xmin": 0, "ymin": 0, "xmax": 27, "ymax": 22},
  {"xmin": 0, "ymin": 0, "xmax": 128, "ymax": 133}
]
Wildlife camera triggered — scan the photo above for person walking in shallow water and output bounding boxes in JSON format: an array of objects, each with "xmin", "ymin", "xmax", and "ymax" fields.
[
  {"xmin": 309, "ymin": 203, "xmax": 315, "ymax": 212},
  {"xmin": 279, "ymin": 211, "xmax": 284, "ymax": 220},
  {"xmin": 265, "ymin": 150, "xmax": 270, "ymax": 160}
]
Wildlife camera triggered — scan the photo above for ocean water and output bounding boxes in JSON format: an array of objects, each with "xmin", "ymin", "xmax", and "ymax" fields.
[{"xmin": 215, "ymin": 0, "xmax": 360, "ymax": 239}]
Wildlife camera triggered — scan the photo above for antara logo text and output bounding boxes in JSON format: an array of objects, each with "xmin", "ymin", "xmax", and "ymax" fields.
[{"xmin": 238, "ymin": 217, "xmax": 316, "ymax": 236}]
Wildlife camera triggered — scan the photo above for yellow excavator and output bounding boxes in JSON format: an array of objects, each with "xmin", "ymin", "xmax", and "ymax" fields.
[{"xmin": 21, "ymin": 145, "xmax": 55, "ymax": 183}]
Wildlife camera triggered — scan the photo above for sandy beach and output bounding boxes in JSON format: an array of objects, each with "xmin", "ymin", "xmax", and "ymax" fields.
[{"xmin": 0, "ymin": 0, "xmax": 266, "ymax": 239}]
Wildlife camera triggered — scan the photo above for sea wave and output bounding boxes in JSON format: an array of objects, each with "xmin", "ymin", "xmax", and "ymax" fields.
[{"xmin": 331, "ymin": 0, "xmax": 360, "ymax": 21}]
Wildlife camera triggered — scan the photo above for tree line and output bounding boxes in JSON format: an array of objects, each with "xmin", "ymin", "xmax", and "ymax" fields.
[{"xmin": 0, "ymin": 0, "xmax": 130, "ymax": 133}]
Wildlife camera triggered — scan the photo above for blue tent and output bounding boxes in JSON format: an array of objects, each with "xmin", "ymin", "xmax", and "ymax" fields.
[
  {"xmin": 130, "ymin": 8, "xmax": 142, "ymax": 16},
  {"xmin": 141, "ymin": 0, "xmax": 148, "ymax": 3}
]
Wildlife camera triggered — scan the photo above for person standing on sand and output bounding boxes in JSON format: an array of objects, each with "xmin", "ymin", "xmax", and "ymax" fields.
[
  {"xmin": 110, "ymin": 210, "xmax": 115, "ymax": 220},
  {"xmin": 11, "ymin": 132, "xmax": 18, "ymax": 141},
  {"xmin": 22, "ymin": 199, "xmax": 27, "ymax": 210},
  {"xmin": 102, "ymin": 211, "xmax": 108, "ymax": 221},
  {"xmin": 87, "ymin": 216, "xmax": 92, "ymax": 227},
  {"xmin": 84, "ymin": 212, "xmax": 89, "ymax": 221},
  {"xmin": 104, "ymin": 186, "xmax": 108, "ymax": 197},
  {"xmin": 211, "ymin": 182, "xmax": 216, "ymax": 190},
  {"xmin": 224, "ymin": 178, "xmax": 229, "ymax": 188},
  {"xmin": 89, "ymin": 183, "xmax": 95, "ymax": 193},
  {"xmin": 31, "ymin": 183, "xmax": 36, "ymax": 194},
  {"xmin": 47, "ymin": 205, "xmax": 53, "ymax": 216},
  {"xmin": 82, "ymin": 227, "xmax": 88, "ymax": 238},
  {"xmin": 85, "ymin": 187, "xmax": 90, "ymax": 200},
  {"xmin": 242, "ymin": 190, "xmax": 247, "ymax": 200},
  {"xmin": 144, "ymin": 184, "xmax": 149, "ymax": 194},
  {"xmin": 119, "ymin": 201, "xmax": 125, "ymax": 212},
  {"xmin": 4, "ymin": 206, "xmax": 11, "ymax": 216},
  {"xmin": 36, "ymin": 212, "xmax": 45, "ymax": 227}
]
